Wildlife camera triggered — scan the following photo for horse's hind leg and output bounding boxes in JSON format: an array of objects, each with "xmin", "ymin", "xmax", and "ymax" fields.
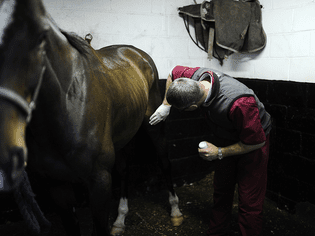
[
  {"xmin": 110, "ymin": 146, "xmax": 133, "ymax": 236},
  {"xmin": 110, "ymin": 197, "xmax": 128, "ymax": 236},
  {"xmin": 143, "ymin": 81, "xmax": 184, "ymax": 226},
  {"xmin": 142, "ymin": 121, "xmax": 184, "ymax": 226}
]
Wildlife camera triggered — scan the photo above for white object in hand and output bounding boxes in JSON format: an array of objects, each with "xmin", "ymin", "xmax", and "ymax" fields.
[
  {"xmin": 149, "ymin": 104, "xmax": 171, "ymax": 125},
  {"xmin": 199, "ymin": 141, "xmax": 208, "ymax": 149}
]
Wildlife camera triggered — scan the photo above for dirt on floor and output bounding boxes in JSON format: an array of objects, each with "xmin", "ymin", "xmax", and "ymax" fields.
[{"xmin": 1, "ymin": 171, "xmax": 315, "ymax": 236}]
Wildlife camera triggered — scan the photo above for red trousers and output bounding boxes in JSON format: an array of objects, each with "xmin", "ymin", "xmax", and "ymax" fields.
[{"xmin": 207, "ymin": 135, "xmax": 270, "ymax": 236}]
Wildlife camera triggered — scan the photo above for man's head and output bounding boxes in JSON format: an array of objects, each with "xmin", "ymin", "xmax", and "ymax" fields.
[{"xmin": 166, "ymin": 78, "xmax": 205, "ymax": 111}]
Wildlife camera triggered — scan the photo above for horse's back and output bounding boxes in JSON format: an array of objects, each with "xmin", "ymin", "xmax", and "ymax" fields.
[{"xmin": 97, "ymin": 45, "xmax": 157, "ymax": 78}]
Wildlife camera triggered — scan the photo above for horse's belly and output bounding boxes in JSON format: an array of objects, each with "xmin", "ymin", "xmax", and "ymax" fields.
[
  {"xmin": 26, "ymin": 134, "xmax": 94, "ymax": 183},
  {"xmin": 28, "ymin": 152, "xmax": 81, "ymax": 182},
  {"xmin": 112, "ymin": 108, "xmax": 146, "ymax": 150},
  {"xmin": 111, "ymin": 94, "xmax": 148, "ymax": 149}
]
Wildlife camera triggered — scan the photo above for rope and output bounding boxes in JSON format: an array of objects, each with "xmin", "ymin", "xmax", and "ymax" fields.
[{"xmin": 13, "ymin": 171, "xmax": 51, "ymax": 235}]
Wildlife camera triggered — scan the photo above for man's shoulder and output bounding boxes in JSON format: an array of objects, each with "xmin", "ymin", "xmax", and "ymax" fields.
[{"xmin": 171, "ymin": 65, "xmax": 200, "ymax": 80}]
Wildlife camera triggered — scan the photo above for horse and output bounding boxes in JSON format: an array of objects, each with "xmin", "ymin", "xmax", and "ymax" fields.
[{"xmin": 0, "ymin": 0, "xmax": 183, "ymax": 235}]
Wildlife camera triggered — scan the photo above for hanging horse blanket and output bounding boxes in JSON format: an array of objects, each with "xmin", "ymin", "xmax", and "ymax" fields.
[{"xmin": 178, "ymin": 0, "xmax": 266, "ymax": 65}]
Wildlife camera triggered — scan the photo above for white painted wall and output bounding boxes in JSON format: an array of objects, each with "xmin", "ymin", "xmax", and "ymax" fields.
[{"xmin": 43, "ymin": 0, "xmax": 315, "ymax": 83}]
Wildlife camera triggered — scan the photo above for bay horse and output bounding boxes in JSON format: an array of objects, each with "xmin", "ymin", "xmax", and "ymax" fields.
[{"xmin": 0, "ymin": 0, "xmax": 183, "ymax": 235}]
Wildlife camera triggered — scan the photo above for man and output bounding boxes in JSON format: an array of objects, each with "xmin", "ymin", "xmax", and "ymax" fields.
[{"xmin": 149, "ymin": 65, "xmax": 271, "ymax": 236}]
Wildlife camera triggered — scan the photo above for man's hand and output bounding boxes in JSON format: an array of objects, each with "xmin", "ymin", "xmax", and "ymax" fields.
[
  {"xmin": 198, "ymin": 142, "xmax": 219, "ymax": 161},
  {"xmin": 149, "ymin": 104, "xmax": 171, "ymax": 125}
]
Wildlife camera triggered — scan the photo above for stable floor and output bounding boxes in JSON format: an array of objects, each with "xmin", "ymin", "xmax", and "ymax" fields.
[{"xmin": 0, "ymin": 172, "xmax": 314, "ymax": 236}]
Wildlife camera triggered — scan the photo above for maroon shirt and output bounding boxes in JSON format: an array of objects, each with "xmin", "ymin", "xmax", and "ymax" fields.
[{"xmin": 170, "ymin": 65, "xmax": 266, "ymax": 145}]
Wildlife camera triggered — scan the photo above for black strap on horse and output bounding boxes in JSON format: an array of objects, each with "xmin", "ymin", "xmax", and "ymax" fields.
[
  {"xmin": 178, "ymin": 0, "xmax": 266, "ymax": 65},
  {"xmin": 0, "ymin": 65, "xmax": 46, "ymax": 123},
  {"xmin": 13, "ymin": 171, "xmax": 51, "ymax": 235}
]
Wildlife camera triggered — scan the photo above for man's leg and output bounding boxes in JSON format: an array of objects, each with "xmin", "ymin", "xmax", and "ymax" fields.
[
  {"xmin": 207, "ymin": 157, "xmax": 238, "ymax": 236},
  {"xmin": 237, "ymin": 135, "xmax": 270, "ymax": 236}
]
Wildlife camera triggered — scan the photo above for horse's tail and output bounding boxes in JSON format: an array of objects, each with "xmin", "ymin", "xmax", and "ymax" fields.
[{"xmin": 85, "ymin": 33, "xmax": 93, "ymax": 45}]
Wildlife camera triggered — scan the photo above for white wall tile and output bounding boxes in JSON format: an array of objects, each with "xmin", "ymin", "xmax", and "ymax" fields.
[
  {"xmin": 152, "ymin": 0, "xmax": 165, "ymax": 14},
  {"xmin": 269, "ymin": 32, "xmax": 311, "ymax": 58},
  {"xmin": 188, "ymin": 39, "xmax": 207, "ymax": 59},
  {"xmin": 253, "ymin": 58, "xmax": 290, "ymax": 80},
  {"xmin": 293, "ymin": 4, "xmax": 315, "ymax": 31},
  {"xmin": 222, "ymin": 58, "xmax": 255, "ymax": 79},
  {"xmin": 42, "ymin": 0, "xmax": 64, "ymax": 9},
  {"xmin": 310, "ymin": 31, "xmax": 315, "ymax": 57},
  {"xmin": 110, "ymin": 0, "xmax": 151, "ymax": 14},
  {"xmin": 85, "ymin": 33, "xmax": 110, "ymax": 50},
  {"xmin": 85, "ymin": 12, "xmax": 130, "ymax": 35},
  {"xmin": 63, "ymin": 0, "xmax": 111, "ymax": 11},
  {"xmin": 48, "ymin": 8, "xmax": 87, "ymax": 35},
  {"xmin": 289, "ymin": 58, "xmax": 315, "ymax": 83},
  {"xmin": 273, "ymin": 0, "xmax": 314, "ymax": 9},
  {"xmin": 166, "ymin": 57, "xmax": 206, "ymax": 71},
  {"xmin": 165, "ymin": 0, "xmax": 191, "ymax": 15},
  {"xmin": 151, "ymin": 37, "xmax": 189, "ymax": 59},
  {"xmin": 259, "ymin": 0, "xmax": 273, "ymax": 10},
  {"xmin": 153, "ymin": 57, "xmax": 170, "ymax": 79},
  {"xmin": 263, "ymin": 9, "xmax": 293, "ymax": 34},
  {"xmin": 168, "ymin": 15, "xmax": 188, "ymax": 37},
  {"xmin": 129, "ymin": 14, "xmax": 168, "ymax": 37}
]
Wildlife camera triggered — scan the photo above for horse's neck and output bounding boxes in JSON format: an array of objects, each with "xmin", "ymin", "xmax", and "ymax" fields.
[
  {"xmin": 38, "ymin": 19, "xmax": 88, "ymax": 121},
  {"xmin": 32, "ymin": 52, "xmax": 87, "ymax": 147}
]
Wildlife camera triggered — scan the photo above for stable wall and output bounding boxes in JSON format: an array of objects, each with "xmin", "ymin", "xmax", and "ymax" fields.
[{"xmin": 43, "ymin": 0, "xmax": 315, "ymax": 83}]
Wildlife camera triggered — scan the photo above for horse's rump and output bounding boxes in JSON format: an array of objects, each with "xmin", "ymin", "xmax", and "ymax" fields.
[{"xmin": 93, "ymin": 45, "xmax": 160, "ymax": 149}]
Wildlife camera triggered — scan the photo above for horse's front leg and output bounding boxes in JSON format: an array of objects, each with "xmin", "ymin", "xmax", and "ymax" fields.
[
  {"xmin": 144, "ymin": 121, "xmax": 184, "ymax": 227},
  {"xmin": 161, "ymin": 154, "xmax": 183, "ymax": 226},
  {"xmin": 50, "ymin": 183, "xmax": 81, "ymax": 236},
  {"xmin": 89, "ymin": 166, "xmax": 113, "ymax": 236}
]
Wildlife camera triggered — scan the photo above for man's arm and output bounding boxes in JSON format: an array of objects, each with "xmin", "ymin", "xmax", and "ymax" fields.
[
  {"xmin": 222, "ymin": 141, "xmax": 265, "ymax": 158},
  {"xmin": 162, "ymin": 75, "xmax": 173, "ymax": 105},
  {"xmin": 198, "ymin": 141, "xmax": 265, "ymax": 161},
  {"xmin": 149, "ymin": 75, "xmax": 172, "ymax": 125}
]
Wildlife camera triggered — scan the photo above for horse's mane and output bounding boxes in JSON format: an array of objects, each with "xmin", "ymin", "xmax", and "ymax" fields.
[
  {"xmin": 60, "ymin": 30, "xmax": 91, "ymax": 56},
  {"xmin": 43, "ymin": 11, "xmax": 91, "ymax": 56}
]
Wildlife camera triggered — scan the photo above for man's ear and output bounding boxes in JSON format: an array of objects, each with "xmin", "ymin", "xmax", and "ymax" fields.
[{"xmin": 186, "ymin": 104, "xmax": 198, "ymax": 111}]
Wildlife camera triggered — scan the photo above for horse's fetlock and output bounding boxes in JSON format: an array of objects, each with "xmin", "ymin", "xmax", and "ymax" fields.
[
  {"xmin": 169, "ymin": 193, "xmax": 179, "ymax": 205},
  {"xmin": 118, "ymin": 206, "xmax": 129, "ymax": 215}
]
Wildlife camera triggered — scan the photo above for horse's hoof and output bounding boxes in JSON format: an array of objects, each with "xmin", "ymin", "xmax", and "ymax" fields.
[
  {"xmin": 171, "ymin": 215, "xmax": 184, "ymax": 226},
  {"xmin": 110, "ymin": 226, "xmax": 125, "ymax": 236}
]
